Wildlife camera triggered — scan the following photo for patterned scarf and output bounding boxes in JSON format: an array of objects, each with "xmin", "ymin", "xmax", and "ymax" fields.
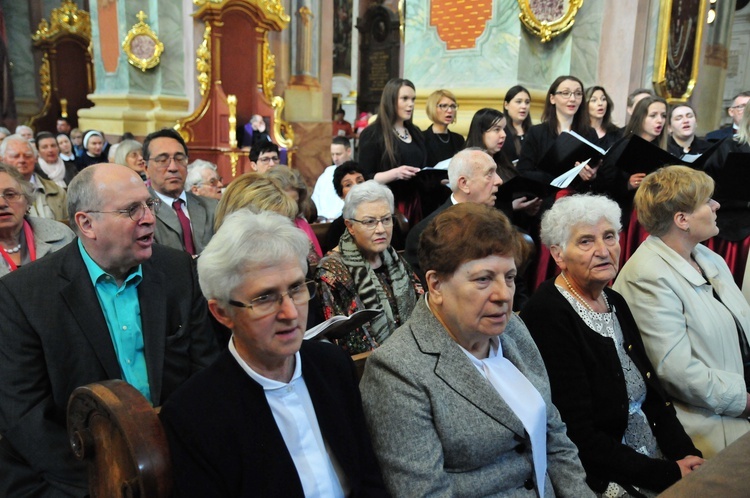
[{"xmin": 338, "ymin": 229, "xmax": 417, "ymax": 344}]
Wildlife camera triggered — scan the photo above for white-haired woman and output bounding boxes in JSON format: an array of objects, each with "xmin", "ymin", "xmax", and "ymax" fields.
[
  {"xmin": 185, "ymin": 159, "xmax": 222, "ymax": 199},
  {"xmin": 114, "ymin": 139, "xmax": 147, "ymax": 182},
  {"xmin": 315, "ymin": 180, "xmax": 423, "ymax": 355},
  {"xmin": 160, "ymin": 209, "xmax": 387, "ymax": 496},
  {"xmin": 522, "ymin": 194, "xmax": 703, "ymax": 497}
]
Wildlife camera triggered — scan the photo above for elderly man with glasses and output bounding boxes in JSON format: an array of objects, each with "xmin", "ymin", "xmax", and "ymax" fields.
[
  {"xmin": 185, "ymin": 159, "xmax": 224, "ymax": 200},
  {"xmin": 0, "ymin": 163, "xmax": 219, "ymax": 497},
  {"xmin": 143, "ymin": 128, "xmax": 218, "ymax": 256}
]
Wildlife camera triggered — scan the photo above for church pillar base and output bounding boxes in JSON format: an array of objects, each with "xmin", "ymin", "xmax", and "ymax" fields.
[{"xmin": 77, "ymin": 93, "xmax": 190, "ymax": 136}]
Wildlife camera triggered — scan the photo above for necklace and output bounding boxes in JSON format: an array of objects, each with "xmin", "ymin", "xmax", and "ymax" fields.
[
  {"xmin": 561, "ymin": 272, "xmax": 608, "ymax": 313},
  {"xmin": 3, "ymin": 243, "xmax": 22, "ymax": 254},
  {"xmin": 394, "ymin": 127, "xmax": 410, "ymax": 140}
]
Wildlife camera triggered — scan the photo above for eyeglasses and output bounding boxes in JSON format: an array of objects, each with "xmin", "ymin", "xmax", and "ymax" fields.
[
  {"xmin": 0, "ymin": 189, "xmax": 23, "ymax": 203},
  {"xmin": 85, "ymin": 198, "xmax": 161, "ymax": 221},
  {"xmin": 437, "ymin": 104, "xmax": 459, "ymax": 111},
  {"xmin": 555, "ymin": 90, "xmax": 584, "ymax": 100},
  {"xmin": 7, "ymin": 152, "xmax": 35, "ymax": 160},
  {"xmin": 198, "ymin": 177, "xmax": 222, "ymax": 187},
  {"xmin": 229, "ymin": 280, "xmax": 317, "ymax": 317},
  {"xmin": 348, "ymin": 215, "xmax": 395, "ymax": 230},
  {"xmin": 148, "ymin": 153, "xmax": 189, "ymax": 168},
  {"xmin": 731, "ymin": 103, "xmax": 747, "ymax": 110},
  {"xmin": 257, "ymin": 155, "xmax": 280, "ymax": 164}
]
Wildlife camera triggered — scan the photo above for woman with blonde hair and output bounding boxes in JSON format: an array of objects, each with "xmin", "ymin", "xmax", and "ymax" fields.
[
  {"xmin": 614, "ymin": 165, "xmax": 750, "ymax": 458},
  {"xmin": 423, "ymin": 89, "xmax": 465, "ymax": 168}
]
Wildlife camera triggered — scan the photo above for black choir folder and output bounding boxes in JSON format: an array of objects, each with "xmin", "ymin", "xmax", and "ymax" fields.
[
  {"xmin": 614, "ymin": 135, "xmax": 722, "ymax": 175},
  {"xmin": 537, "ymin": 132, "xmax": 721, "ymax": 178},
  {"xmin": 304, "ymin": 309, "xmax": 383, "ymax": 341},
  {"xmin": 711, "ymin": 153, "xmax": 750, "ymax": 203}
]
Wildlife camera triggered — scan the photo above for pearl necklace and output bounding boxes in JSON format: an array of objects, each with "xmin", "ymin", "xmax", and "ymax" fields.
[
  {"xmin": 394, "ymin": 127, "xmax": 410, "ymax": 140},
  {"xmin": 3, "ymin": 243, "xmax": 21, "ymax": 254},
  {"xmin": 560, "ymin": 272, "xmax": 609, "ymax": 313}
]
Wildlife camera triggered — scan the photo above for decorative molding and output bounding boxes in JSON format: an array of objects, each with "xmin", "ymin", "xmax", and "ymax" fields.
[
  {"xmin": 261, "ymin": 38, "xmax": 277, "ymax": 103},
  {"xmin": 26, "ymin": 54, "xmax": 52, "ymax": 127},
  {"xmin": 32, "ymin": 0, "xmax": 91, "ymax": 43},
  {"xmin": 196, "ymin": 24, "xmax": 212, "ymax": 97},
  {"xmin": 122, "ymin": 11, "xmax": 165, "ymax": 72},
  {"xmin": 227, "ymin": 94, "xmax": 238, "ymax": 149},
  {"xmin": 193, "ymin": 0, "xmax": 290, "ymax": 29},
  {"xmin": 517, "ymin": 0, "xmax": 583, "ymax": 43},
  {"xmin": 653, "ymin": 0, "xmax": 708, "ymax": 103}
]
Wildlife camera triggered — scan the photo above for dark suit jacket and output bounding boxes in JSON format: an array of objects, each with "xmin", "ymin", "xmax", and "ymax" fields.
[
  {"xmin": 522, "ymin": 280, "xmax": 700, "ymax": 494},
  {"xmin": 404, "ymin": 197, "xmax": 453, "ymax": 283},
  {"xmin": 159, "ymin": 342, "xmax": 387, "ymax": 498},
  {"xmin": 0, "ymin": 242, "xmax": 219, "ymax": 497},
  {"xmin": 706, "ymin": 126, "xmax": 735, "ymax": 142},
  {"xmin": 150, "ymin": 189, "xmax": 218, "ymax": 254}
]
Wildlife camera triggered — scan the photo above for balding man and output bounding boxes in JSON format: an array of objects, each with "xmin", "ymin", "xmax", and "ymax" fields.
[
  {"xmin": 0, "ymin": 163, "xmax": 219, "ymax": 497},
  {"xmin": 706, "ymin": 91, "xmax": 750, "ymax": 142},
  {"xmin": 0, "ymin": 133, "xmax": 68, "ymax": 223},
  {"xmin": 404, "ymin": 148, "xmax": 502, "ymax": 278}
]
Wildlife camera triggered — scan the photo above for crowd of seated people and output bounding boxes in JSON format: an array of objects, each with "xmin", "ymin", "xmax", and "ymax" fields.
[{"xmin": 2, "ymin": 75, "xmax": 750, "ymax": 497}]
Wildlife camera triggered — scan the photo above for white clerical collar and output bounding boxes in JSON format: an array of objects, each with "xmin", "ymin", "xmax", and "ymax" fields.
[{"xmin": 228, "ymin": 336, "xmax": 302, "ymax": 389}]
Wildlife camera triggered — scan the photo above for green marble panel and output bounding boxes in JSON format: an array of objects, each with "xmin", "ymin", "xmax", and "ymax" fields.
[{"xmin": 3, "ymin": 0, "xmax": 36, "ymax": 100}]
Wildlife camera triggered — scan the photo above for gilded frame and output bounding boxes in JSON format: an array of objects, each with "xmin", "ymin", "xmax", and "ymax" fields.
[
  {"xmin": 653, "ymin": 0, "xmax": 708, "ymax": 103},
  {"xmin": 122, "ymin": 11, "xmax": 164, "ymax": 72},
  {"xmin": 517, "ymin": 0, "xmax": 583, "ymax": 43}
]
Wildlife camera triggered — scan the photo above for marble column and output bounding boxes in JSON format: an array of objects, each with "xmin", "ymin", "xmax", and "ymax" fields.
[
  {"xmin": 78, "ymin": 0, "xmax": 191, "ymax": 136},
  {"xmin": 3, "ymin": 0, "xmax": 38, "ymax": 124}
]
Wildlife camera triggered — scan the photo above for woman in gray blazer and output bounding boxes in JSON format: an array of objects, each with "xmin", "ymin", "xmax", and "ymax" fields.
[
  {"xmin": 360, "ymin": 203, "xmax": 594, "ymax": 497},
  {"xmin": 614, "ymin": 165, "xmax": 750, "ymax": 458}
]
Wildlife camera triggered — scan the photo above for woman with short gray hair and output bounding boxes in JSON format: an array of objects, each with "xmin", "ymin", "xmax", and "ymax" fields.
[
  {"xmin": 315, "ymin": 180, "xmax": 422, "ymax": 355},
  {"xmin": 522, "ymin": 193, "xmax": 703, "ymax": 496}
]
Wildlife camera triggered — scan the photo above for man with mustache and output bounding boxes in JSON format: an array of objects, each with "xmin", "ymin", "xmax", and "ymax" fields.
[
  {"xmin": 0, "ymin": 163, "xmax": 219, "ymax": 496},
  {"xmin": 144, "ymin": 128, "xmax": 218, "ymax": 256}
]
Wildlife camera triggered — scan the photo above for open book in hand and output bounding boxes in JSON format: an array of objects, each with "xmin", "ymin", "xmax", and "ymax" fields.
[
  {"xmin": 304, "ymin": 309, "xmax": 384, "ymax": 341},
  {"xmin": 550, "ymin": 158, "xmax": 591, "ymax": 188},
  {"xmin": 536, "ymin": 130, "xmax": 608, "ymax": 177}
]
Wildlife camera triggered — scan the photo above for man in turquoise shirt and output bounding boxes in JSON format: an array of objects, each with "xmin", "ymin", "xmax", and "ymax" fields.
[{"xmin": 0, "ymin": 163, "xmax": 219, "ymax": 497}]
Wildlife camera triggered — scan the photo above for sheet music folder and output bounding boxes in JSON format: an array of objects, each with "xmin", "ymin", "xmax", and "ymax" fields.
[{"xmin": 711, "ymin": 153, "xmax": 750, "ymax": 203}]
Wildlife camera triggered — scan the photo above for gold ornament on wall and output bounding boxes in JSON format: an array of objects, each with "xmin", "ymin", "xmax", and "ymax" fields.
[
  {"xmin": 33, "ymin": 0, "xmax": 91, "ymax": 43},
  {"xmin": 196, "ymin": 24, "xmax": 212, "ymax": 97},
  {"xmin": 517, "ymin": 0, "xmax": 583, "ymax": 43},
  {"xmin": 122, "ymin": 11, "xmax": 164, "ymax": 72}
]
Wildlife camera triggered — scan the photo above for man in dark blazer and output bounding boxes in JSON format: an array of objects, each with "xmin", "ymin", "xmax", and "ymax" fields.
[
  {"xmin": 143, "ymin": 128, "xmax": 217, "ymax": 255},
  {"xmin": 160, "ymin": 209, "xmax": 387, "ymax": 497},
  {"xmin": 0, "ymin": 164, "xmax": 219, "ymax": 497},
  {"xmin": 405, "ymin": 148, "xmax": 502, "ymax": 282},
  {"xmin": 706, "ymin": 91, "xmax": 750, "ymax": 142}
]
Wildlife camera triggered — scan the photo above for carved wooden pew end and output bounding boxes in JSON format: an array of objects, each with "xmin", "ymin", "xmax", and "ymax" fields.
[{"xmin": 67, "ymin": 380, "xmax": 172, "ymax": 498}]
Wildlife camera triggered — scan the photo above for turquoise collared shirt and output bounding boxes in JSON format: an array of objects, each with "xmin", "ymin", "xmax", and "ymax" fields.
[{"xmin": 78, "ymin": 239, "xmax": 151, "ymax": 403}]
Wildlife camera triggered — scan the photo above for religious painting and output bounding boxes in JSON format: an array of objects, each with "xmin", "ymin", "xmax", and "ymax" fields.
[
  {"xmin": 653, "ymin": 0, "xmax": 708, "ymax": 103},
  {"xmin": 333, "ymin": 0, "xmax": 352, "ymax": 75},
  {"xmin": 517, "ymin": 0, "xmax": 583, "ymax": 43}
]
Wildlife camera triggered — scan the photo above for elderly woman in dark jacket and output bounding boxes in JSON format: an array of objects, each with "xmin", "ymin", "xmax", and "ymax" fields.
[{"xmin": 521, "ymin": 194, "xmax": 703, "ymax": 497}]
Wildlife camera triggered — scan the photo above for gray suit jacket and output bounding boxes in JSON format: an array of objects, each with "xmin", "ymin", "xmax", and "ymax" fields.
[
  {"xmin": 149, "ymin": 188, "xmax": 217, "ymax": 254},
  {"xmin": 0, "ymin": 217, "xmax": 75, "ymax": 278},
  {"xmin": 360, "ymin": 298, "xmax": 594, "ymax": 497}
]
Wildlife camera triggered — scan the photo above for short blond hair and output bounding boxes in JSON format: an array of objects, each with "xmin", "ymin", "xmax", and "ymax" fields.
[
  {"xmin": 635, "ymin": 165, "xmax": 714, "ymax": 236},
  {"xmin": 214, "ymin": 173, "xmax": 297, "ymax": 230},
  {"xmin": 425, "ymin": 89, "xmax": 457, "ymax": 124}
]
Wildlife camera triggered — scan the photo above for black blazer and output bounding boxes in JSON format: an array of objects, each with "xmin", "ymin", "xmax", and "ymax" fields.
[
  {"xmin": 0, "ymin": 242, "xmax": 220, "ymax": 497},
  {"xmin": 521, "ymin": 280, "xmax": 700, "ymax": 494},
  {"xmin": 702, "ymin": 138, "xmax": 750, "ymax": 241},
  {"xmin": 159, "ymin": 342, "xmax": 388, "ymax": 497}
]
